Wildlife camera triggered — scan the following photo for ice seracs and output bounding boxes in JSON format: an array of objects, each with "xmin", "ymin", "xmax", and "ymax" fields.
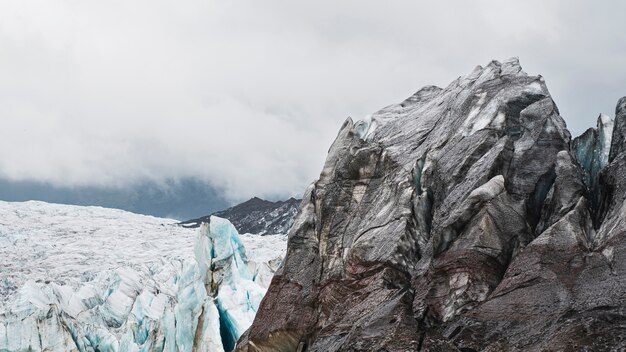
[
  {"xmin": 572, "ymin": 113, "xmax": 614, "ymax": 221},
  {"xmin": 195, "ymin": 217, "xmax": 267, "ymax": 351},
  {"xmin": 0, "ymin": 201, "xmax": 286, "ymax": 351}
]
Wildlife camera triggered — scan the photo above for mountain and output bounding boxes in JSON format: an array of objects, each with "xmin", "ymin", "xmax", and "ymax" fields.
[
  {"xmin": 181, "ymin": 197, "xmax": 301, "ymax": 235},
  {"xmin": 238, "ymin": 59, "xmax": 626, "ymax": 351},
  {"xmin": 0, "ymin": 178, "xmax": 230, "ymax": 220},
  {"xmin": 0, "ymin": 200, "xmax": 287, "ymax": 351}
]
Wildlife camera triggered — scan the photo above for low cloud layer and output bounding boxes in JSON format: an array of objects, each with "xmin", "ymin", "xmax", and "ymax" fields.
[{"xmin": 1, "ymin": 0, "xmax": 625, "ymax": 200}]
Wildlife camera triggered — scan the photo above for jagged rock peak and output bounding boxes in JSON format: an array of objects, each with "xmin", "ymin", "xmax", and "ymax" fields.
[
  {"xmin": 238, "ymin": 61, "xmax": 626, "ymax": 351},
  {"xmin": 465, "ymin": 57, "xmax": 525, "ymax": 79},
  {"xmin": 609, "ymin": 96, "xmax": 626, "ymax": 162}
]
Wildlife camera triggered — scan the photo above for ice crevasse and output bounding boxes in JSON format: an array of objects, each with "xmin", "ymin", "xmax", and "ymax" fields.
[{"xmin": 0, "ymin": 214, "xmax": 279, "ymax": 352}]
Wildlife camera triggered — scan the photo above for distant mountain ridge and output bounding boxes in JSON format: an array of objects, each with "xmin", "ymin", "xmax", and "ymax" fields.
[{"xmin": 180, "ymin": 197, "xmax": 300, "ymax": 235}]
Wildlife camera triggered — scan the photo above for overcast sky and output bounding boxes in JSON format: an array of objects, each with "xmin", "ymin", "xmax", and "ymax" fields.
[{"xmin": 0, "ymin": 1, "xmax": 624, "ymax": 201}]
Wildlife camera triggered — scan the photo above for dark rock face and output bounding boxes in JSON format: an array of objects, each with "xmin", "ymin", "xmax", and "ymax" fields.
[
  {"xmin": 180, "ymin": 197, "xmax": 300, "ymax": 235},
  {"xmin": 609, "ymin": 96, "xmax": 626, "ymax": 163},
  {"xmin": 237, "ymin": 59, "xmax": 626, "ymax": 351}
]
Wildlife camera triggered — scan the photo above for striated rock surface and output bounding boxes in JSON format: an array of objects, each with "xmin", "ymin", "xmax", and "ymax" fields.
[{"xmin": 237, "ymin": 59, "xmax": 626, "ymax": 351}]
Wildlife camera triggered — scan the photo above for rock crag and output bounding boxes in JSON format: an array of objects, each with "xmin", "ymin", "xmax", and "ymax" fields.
[{"xmin": 237, "ymin": 59, "xmax": 626, "ymax": 351}]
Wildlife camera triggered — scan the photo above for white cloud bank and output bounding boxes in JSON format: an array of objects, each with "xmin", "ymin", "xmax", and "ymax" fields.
[{"xmin": 0, "ymin": 0, "xmax": 624, "ymax": 200}]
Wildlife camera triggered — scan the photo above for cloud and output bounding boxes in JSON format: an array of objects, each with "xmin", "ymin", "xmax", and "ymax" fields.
[{"xmin": 0, "ymin": 0, "xmax": 625, "ymax": 200}]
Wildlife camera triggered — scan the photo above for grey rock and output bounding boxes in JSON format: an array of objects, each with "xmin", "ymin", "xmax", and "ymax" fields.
[
  {"xmin": 180, "ymin": 196, "xmax": 300, "ymax": 235},
  {"xmin": 596, "ymin": 96, "xmax": 626, "ymax": 244},
  {"xmin": 237, "ymin": 60, "xmax": 626, "ymax": 351},
  {"xmin": 609, "ymin": 96, "xmax": 626, "ymax": 162}
]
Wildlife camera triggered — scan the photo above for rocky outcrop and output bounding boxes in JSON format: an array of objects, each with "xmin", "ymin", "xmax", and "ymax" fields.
[
  {"xmin": 181, "ymin": 197, "xmax": 300, "ymax": 235},
  {"xmin": 237, "ymin": 59, "xmax": 626, "ymax": 351}
]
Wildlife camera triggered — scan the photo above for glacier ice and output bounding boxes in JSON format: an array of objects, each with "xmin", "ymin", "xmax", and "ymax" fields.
[
  {"xmin": 0, "ymin": 201, "xmax": 286, "ymax": 352},
  {"xmin": 572, "ymin": 113, "xmax": 614, "ymax": 216},
  {"xmin": 195, "ymin": 217, "xmax": 267, "ymax": 351}
]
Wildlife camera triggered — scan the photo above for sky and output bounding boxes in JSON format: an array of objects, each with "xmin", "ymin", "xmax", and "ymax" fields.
[{"xmin": 0, "ymin": 0, "xmax": 625, "ymax": 202}]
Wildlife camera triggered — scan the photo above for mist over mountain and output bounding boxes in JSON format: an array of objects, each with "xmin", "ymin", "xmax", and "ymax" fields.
[
  {"xmin": 0, "ymin": 177, "xmax": 230, "ymax": 220},
  {"xmin": 1, "ymin": 1, "xmax": 625, "ymax": 205}
]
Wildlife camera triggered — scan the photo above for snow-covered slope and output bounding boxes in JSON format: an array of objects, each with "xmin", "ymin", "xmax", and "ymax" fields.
[{"xmin": 0, "ymin": 201, "xmax": 286, "ymax": 351}]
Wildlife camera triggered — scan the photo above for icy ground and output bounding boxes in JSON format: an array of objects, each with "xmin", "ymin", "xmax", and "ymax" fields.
[{"xmin": 0, "ymin": 201, "xmax": 287, "ymax": 351}]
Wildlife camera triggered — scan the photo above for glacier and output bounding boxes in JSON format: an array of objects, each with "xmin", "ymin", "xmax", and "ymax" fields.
[
  {"xmin": 0, "ymin": 201, "xmax": 287, "ymax": 351},
  {"xmin": 572, "ymin": 113, "xmax": 614, "ymax": 220}
]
